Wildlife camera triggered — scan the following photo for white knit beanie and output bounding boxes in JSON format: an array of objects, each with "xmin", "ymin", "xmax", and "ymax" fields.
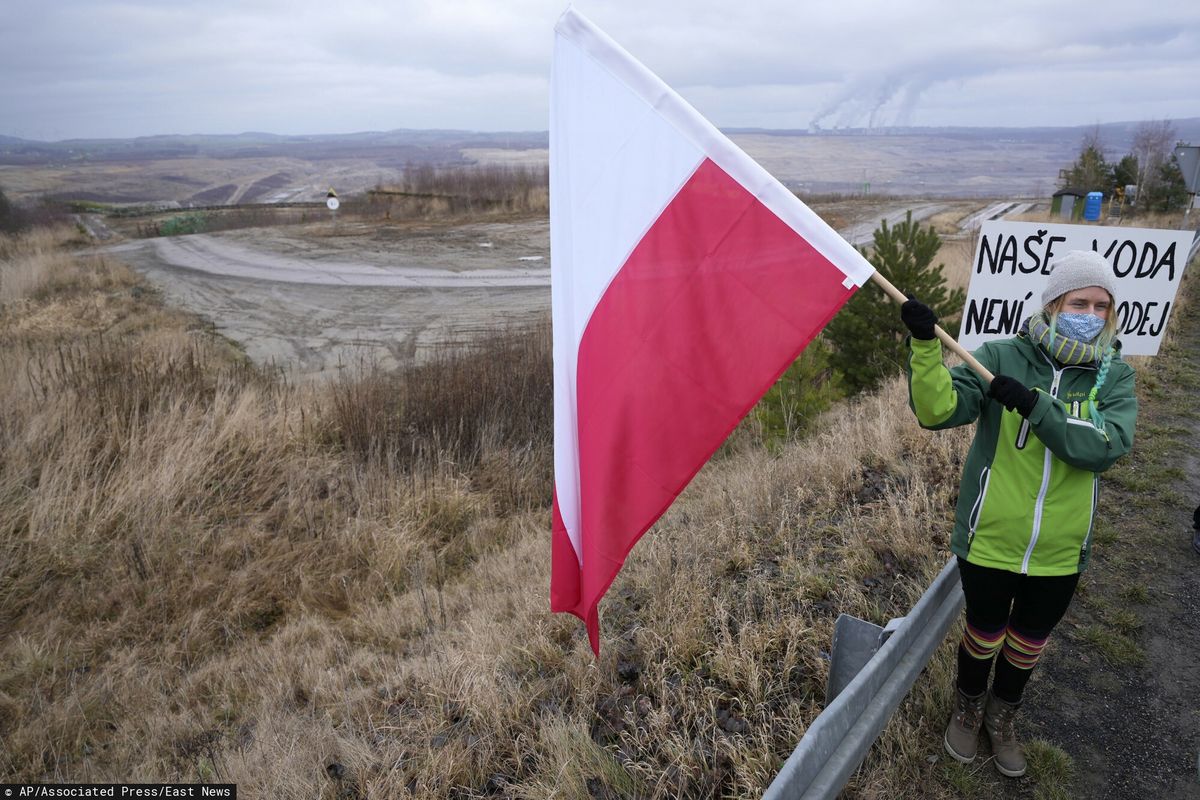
[{"xmin": 1041, "ymin": 250, "xmax": 1117, "ymax": 308}]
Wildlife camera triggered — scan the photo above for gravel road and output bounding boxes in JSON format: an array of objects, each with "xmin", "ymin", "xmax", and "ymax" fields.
[
  {"xmin": 104, "ymin": 219, "xmax": 551, "ymax": 377},
  {"xmin": 99, "ymin": 200, "xmax": 983, "ymax": 378}
]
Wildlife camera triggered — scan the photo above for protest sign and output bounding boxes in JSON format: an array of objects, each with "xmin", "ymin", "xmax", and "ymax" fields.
[{"xmin": 960, "ymin": 221, "xmax": 1194, "ymax": 355}]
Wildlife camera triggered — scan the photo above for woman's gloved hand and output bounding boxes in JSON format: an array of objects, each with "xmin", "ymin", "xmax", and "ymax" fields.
[
  {"xmin": 900, "ymin": 296, "xmax": 938, "ymax": 340},
  {"xmin": 989, "ymin": 375, "xmax": 1039, "ymax": 417}
]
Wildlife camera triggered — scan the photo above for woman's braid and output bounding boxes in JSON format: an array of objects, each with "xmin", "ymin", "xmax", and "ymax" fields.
[{"xmin": 1088, "ymin": 347, "xmax": 1114, "ymax": 430}]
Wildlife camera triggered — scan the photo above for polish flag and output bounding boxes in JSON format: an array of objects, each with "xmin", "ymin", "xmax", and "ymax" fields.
[{"xmin": 550, "ymin": 9, "xmax": 875, "ymax": 654}]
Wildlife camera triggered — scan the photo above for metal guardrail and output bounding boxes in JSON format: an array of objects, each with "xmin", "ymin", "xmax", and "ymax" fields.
[{"xmin": 763, "ymin": 558, "xmax": 964, "ymax": 799}]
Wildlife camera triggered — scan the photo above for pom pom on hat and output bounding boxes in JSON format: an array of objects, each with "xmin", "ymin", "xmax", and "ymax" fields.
[{"xmin": 1041, "ymin": 250, "xmax": 1117, "ymax": 307}]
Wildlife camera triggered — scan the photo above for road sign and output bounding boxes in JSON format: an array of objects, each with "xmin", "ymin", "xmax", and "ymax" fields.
[{"xmin": 1175, "ymin": 145, "xmax": 1199, "ymax": 193}]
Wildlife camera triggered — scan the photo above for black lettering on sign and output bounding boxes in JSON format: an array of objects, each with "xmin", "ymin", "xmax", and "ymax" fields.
[
  {"xmin": 1043, "ymin": 235, "xmax": 1066, "ymax": 273},
  {"xmin": 978, "ymin": 232, "xmax": 1064, "ymax": 276},
  {"xmin": 1022, "ymin": 232, "xmax": 1044, "ymax": 273},
  {"xmin": 1019, "ymin": 229, "xmax": 1054, "ymax": 274},
  {"xmin": 1098, "ymin": 240, "xmax": 1176, "ymax": 281},
  {"xmin": 1117, "ymin": 301, "xmax": 1171, "ymax": 336},
  {"xmin": 977, "ymin": 234, "xmax": 1013, "ymax": 274},
  {"xmin": 1159, "ymin": 242, "xmax": 1177, "ymax": 280},
  {"xmin": 965, "ymin": 291, "xmax": 1034, "ymax": 335}
]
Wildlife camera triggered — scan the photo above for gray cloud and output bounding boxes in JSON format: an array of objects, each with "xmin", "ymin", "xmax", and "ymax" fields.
[{"xmin": 1, "ymin": 0, "xmax": 1197, "ymax": 139}]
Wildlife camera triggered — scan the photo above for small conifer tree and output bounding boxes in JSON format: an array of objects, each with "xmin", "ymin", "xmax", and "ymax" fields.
[
  {"xmin": 825, "ymin": 211, "xmax": 965, "ymax": 394},
  {"xmin": 1061, "ymin": 128, "xmax": 1114, "ymax": 193},
  {"xmin": 1142, "ymin": 155, "xmax": 1189, "ymax": 212},
  {"xmin": 755, "ymin": 335, "xmax": 844, "ymax": 449}
]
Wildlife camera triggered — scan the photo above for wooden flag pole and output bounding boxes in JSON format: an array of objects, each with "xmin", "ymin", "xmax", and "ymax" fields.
[{"xmin": 868, "ymin": 270, "xmax": 996, "ymax": 384}]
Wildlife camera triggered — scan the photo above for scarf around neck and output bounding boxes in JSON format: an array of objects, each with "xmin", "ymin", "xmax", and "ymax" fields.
[{"xmin": 1023, "ymin": 313, "xmax": 1103, "ymax": 366}]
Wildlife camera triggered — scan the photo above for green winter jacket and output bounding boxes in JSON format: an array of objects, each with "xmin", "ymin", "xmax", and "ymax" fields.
[{"xmin": 907, "ymin": 331, "xmax": 1137, "ymax": 576}]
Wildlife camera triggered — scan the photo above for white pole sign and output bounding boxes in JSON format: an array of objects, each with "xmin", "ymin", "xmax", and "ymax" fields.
[{"xmin": 960, "ymin": 221, "xmax": 1194, "ymax": 356}]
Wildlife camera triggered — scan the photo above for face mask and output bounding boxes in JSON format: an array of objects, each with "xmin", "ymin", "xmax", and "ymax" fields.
[{"xmin": 1056, "ymin": 312, "xmax": 1106, "ymax": 342}]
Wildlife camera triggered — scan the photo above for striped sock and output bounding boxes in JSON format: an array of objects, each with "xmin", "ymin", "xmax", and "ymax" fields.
[
  {"xmin": 1001, "ymin": 626, "xmax": 1048, "ymax": 670},
  {"xmin": 961, "ymin": 621, "xmax": 1005, "ymax": 660}
]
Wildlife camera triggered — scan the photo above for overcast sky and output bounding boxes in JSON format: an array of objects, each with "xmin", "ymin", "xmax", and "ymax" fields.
[{"xmin": 2, "ymin": 1, "xmax": 1198, "ymax": 141}]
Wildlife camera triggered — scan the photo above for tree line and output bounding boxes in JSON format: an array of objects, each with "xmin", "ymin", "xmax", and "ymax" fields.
[{"xmin": 1060, "ymin": 120, "xmax": 1189, "ymax": 213}]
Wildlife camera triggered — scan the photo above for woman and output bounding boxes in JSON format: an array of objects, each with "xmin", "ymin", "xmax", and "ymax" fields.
[{"xmin": 901, "ymin": 249, "xmax": 1138, "ymax": 777}]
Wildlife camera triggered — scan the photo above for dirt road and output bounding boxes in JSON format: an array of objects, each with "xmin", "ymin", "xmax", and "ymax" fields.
[
  {"xmin": 105, "ymin": 219, "xmax": 550, "ymax": 377},
  {"xmin": 101, "ymin": 200, "xmax": 996, "ymax": 378}
]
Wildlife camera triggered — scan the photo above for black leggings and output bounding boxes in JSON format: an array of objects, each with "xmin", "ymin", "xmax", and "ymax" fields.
[{"xmin": 955, "ymin": 557, "xmax": 1080, "ymax": 704}]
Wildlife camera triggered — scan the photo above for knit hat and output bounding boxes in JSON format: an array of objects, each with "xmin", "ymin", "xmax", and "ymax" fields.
[{"xmin": 1041, "ymin": 250, "xmax": 1117, "ymax": 307}]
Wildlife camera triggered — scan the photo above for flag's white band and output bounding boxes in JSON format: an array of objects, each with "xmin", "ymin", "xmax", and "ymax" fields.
[
  {"xmin": 554, "ymin": 8, "xmax": 876, "ymax": 288},
  {"xmin": 551, "ymin": 17, "xmax": 706, "ymax": 563}
]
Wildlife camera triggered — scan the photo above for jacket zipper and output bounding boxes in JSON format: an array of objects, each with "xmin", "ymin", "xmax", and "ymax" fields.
[
  {"xmin": 1020, "ymin": 348, "xmax": 1104, "ymax": 573},
  {"xmin": 1080, "ymin": 474, "xmax": 1099, "ymax": 562},
  {"xmin": 967, "ymin": 466, "xmax": 991, "ymax": 543},
  {"xmin": 1021, "ymin": 365, "xmax": 1063, "ymax": 574}
]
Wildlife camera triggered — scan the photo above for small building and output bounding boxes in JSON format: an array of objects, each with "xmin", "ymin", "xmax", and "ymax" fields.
[{"xmin": 1051, "ymin": 187, "xmax": 1087, "ymax": 220}]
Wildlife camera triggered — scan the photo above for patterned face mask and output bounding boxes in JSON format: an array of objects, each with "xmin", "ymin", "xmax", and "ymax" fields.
[{"xmin": 1055, "ymin": 312, "xmax": 1106, "ymax": 342}]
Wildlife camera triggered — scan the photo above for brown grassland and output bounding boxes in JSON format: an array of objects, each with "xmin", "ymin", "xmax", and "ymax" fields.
[{"xmin": 0, "ymin": 213, "xmax": 1191, "ymax": 798}]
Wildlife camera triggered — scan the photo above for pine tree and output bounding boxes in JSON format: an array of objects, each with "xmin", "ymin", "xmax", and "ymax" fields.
[
  {"xmin": 1112, "ymin": 155, "xmax": 1138, "ymax": 193},
  {"xmin": 1061, "ymin": 128, "xmax": 1114, "ymax": 193},
  {"xmin": 754, "ymin": 335, "xmax": 844, "ymax": 449},
  {"xmin": 825, "ymin": 211, "xmax": 965, "ymax": 394},
  {"xmin": 1142, "ymin": 155, "xmax": 1188, "ymax": 212}
]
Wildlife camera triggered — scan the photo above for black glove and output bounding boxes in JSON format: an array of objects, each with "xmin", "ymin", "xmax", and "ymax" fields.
[
  {"xmin": 900, "ymin": 296, "xmax": 938, "ymax": 340},
  {"xmin": 989, "ymin": 375, "xmax": 1039, "ymax": 417}
]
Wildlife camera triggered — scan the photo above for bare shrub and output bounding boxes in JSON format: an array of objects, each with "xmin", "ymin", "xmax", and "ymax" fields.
[
  {"xmin": 0, "ymin": 188, "xmax": 70, "ymax": 235},
  {"xmin": 367, "ymin": 163, "xmax": 550, "ymax": 219},
  {"xmin": 325, "ymin": 321, "xmax": 552, "ymax": 475}
]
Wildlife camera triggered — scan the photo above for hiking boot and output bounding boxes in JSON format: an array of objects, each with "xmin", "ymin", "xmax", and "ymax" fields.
[
  {"xmin": 944, "ymin": 688, "xmax": 986, "ymax": 763},
  {"xmin": 984, "ymin": 691, "xmax": 1028, "ymax": 777}
]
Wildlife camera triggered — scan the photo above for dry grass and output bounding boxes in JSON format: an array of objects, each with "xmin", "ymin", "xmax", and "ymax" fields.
[
  {"xmin": 936, "ymin": 236, "xmax": 977, "ymax": 295},
  {"xmin": 0, "ymin": 226, "xmax": 98, "ymax": 304},
  {"xmin": 1, "ymin": 228, "xmax": 991, "ymax": 797}
]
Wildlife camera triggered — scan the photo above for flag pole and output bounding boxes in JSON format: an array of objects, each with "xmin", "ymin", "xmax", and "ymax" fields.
[{"xmin": 868, "ymin": 271, "xmax": 996, "ymax": 384}]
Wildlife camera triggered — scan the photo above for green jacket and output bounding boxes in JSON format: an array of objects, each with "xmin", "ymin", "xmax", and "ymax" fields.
[{"xmin": 907, "ymin": 332, "xmax": 1137, "ymax": 576}]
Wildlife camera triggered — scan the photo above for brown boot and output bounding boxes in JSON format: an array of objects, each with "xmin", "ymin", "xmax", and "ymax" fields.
[
  {"xmin": 983, "ymin": 691, "xmax": 1027, "ymax": 777},
  {"xmin": 944, "ymin": 688, "xmax": 986, "ymax": 763}
]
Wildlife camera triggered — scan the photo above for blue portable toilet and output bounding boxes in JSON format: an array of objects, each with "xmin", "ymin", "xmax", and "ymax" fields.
[{"xmin": 1083, "ymin": 191, "xmax": 1103, "ymax": 221}]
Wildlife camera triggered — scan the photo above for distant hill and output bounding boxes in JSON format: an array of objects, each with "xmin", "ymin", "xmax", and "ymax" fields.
[
  {"xmin": 4, "ymin": 118, "xmax": 1198, "ymax": 165},
  {"xmin": 3, "ymin": 119, "xmax": 1196, "ymax": 202},
  {"xmin": 0, "ymin": 129, "xmax": 549, "ymax": 167}
]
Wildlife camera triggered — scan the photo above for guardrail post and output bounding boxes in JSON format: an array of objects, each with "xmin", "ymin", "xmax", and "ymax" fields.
[
  {"xmin": 826, "ymin": 614, "xmax": 902, "ymax": 706},
  {"xmin": 763, "ymin": 558, "xmax": 964, "ymax": 799}
]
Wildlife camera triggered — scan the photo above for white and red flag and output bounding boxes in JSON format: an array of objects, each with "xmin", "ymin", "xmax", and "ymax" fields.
[{"xmin": 549, "ymin": 8, "xmax": 875, "ymax": 654}]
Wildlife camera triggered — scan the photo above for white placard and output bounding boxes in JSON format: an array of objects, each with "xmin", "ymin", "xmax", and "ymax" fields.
[{"xmin": 960, "ymin": 221, "xmax": 1194, "ymax": 356}]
